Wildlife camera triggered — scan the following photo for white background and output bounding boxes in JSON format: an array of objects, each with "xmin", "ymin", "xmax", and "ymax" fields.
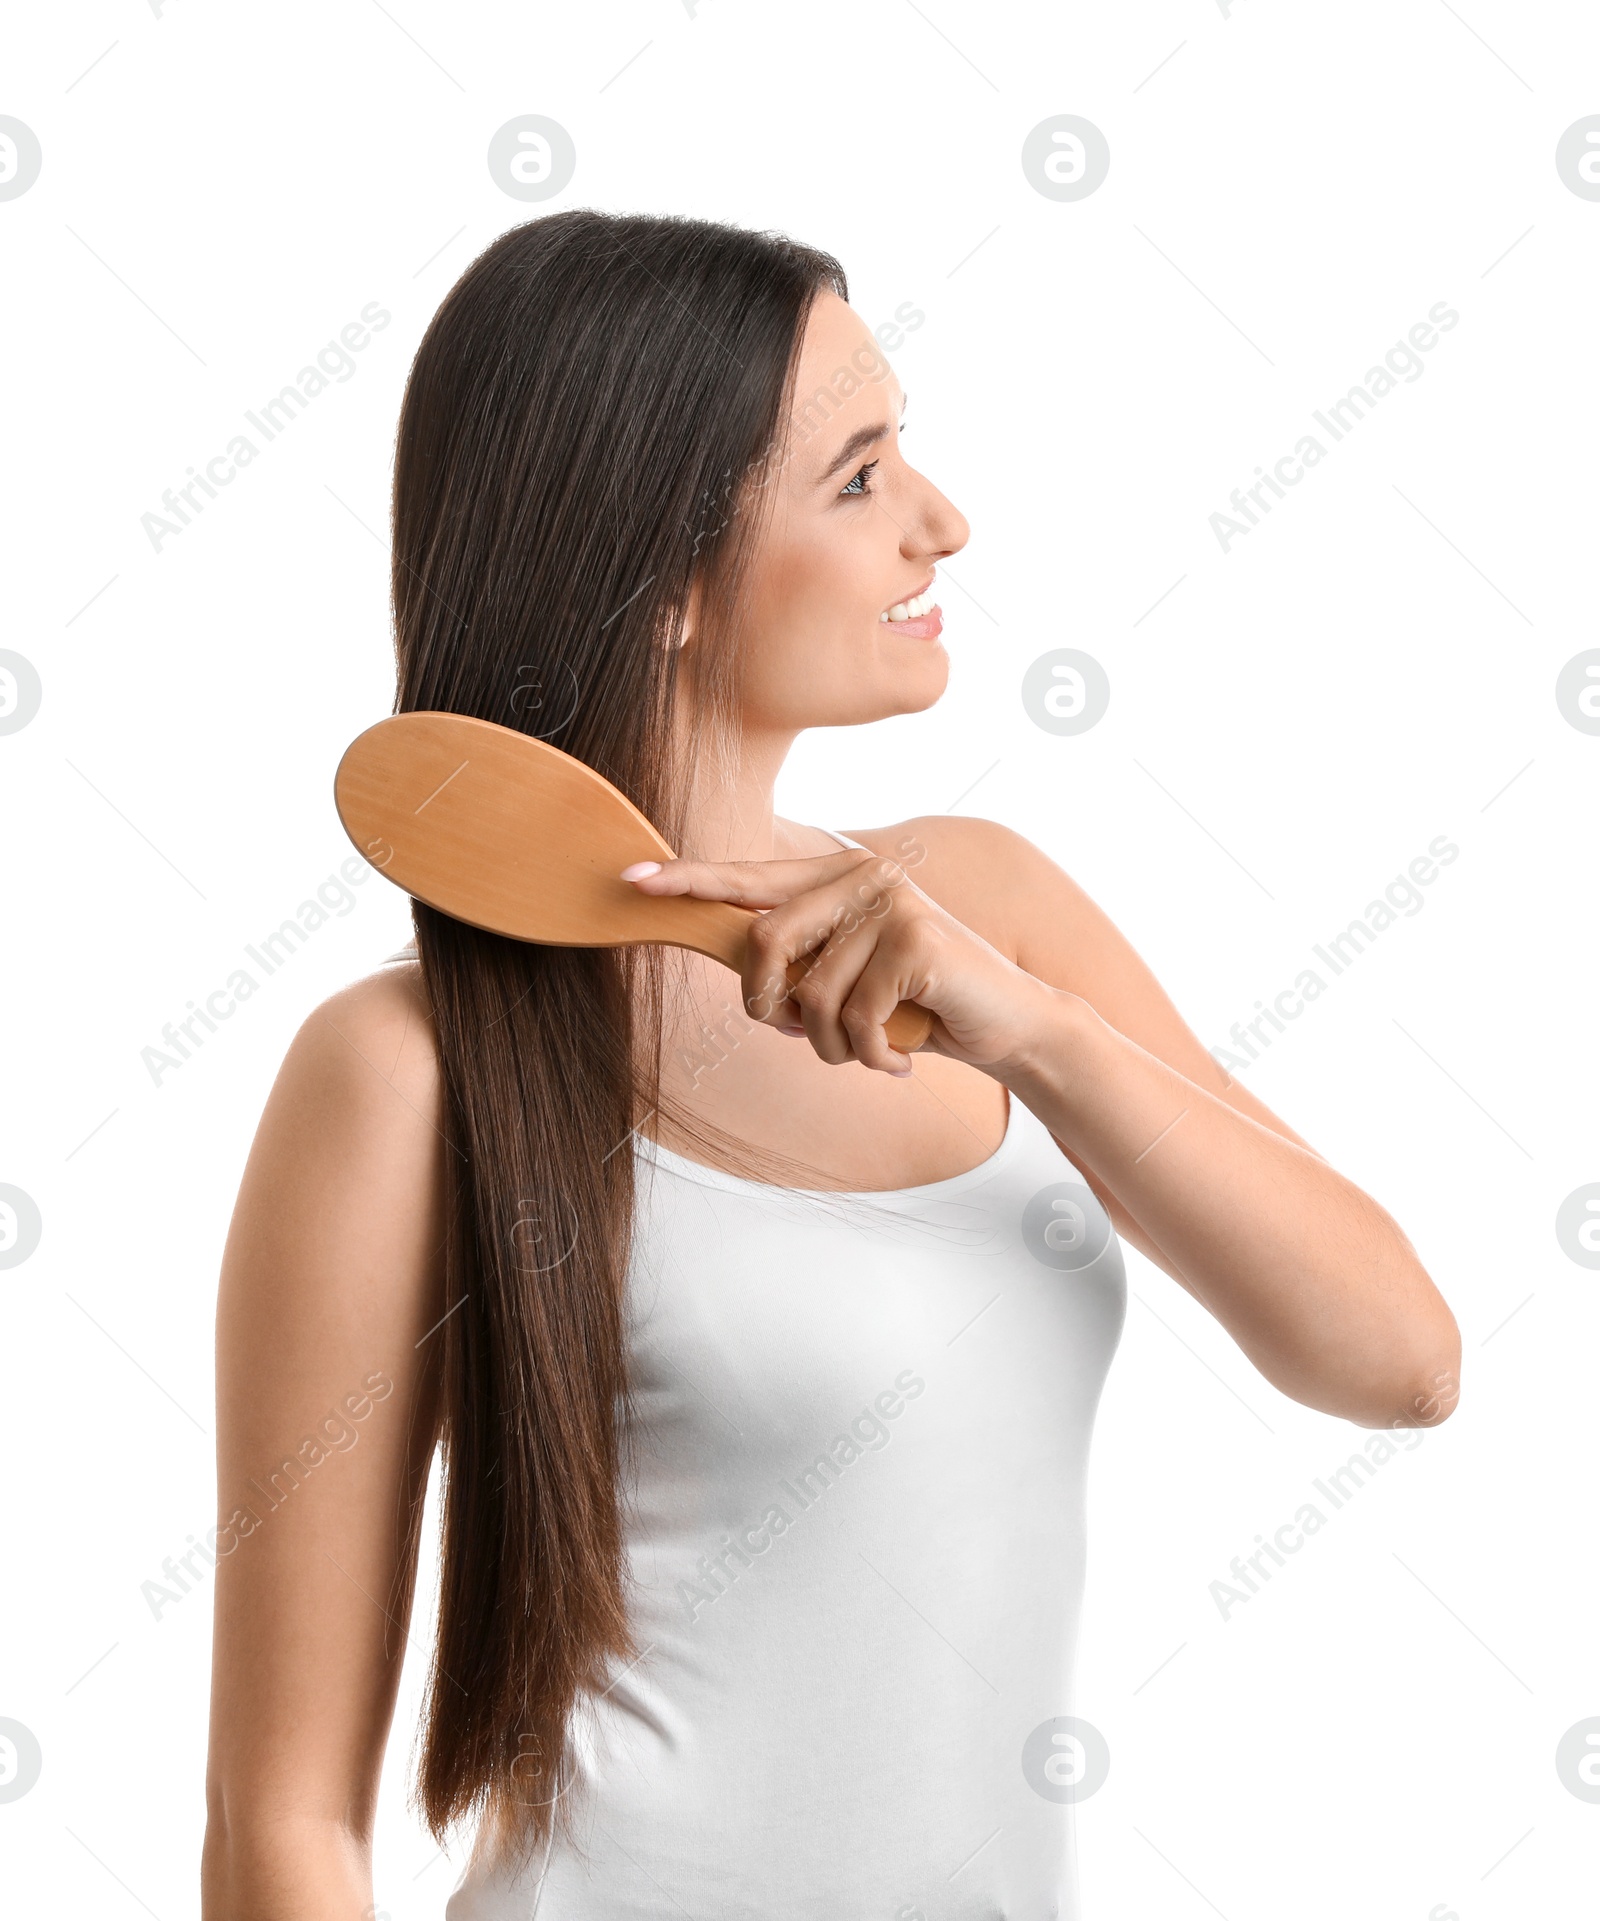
[{"xmin": 4, "ymin": 1, "xmax": 1598, "ymax": 1915}]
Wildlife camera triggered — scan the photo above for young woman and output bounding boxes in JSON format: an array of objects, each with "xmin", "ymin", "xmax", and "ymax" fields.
[{"xmin": 202, "ymin": 211, "xmax": 1460, "ymax": 1918}]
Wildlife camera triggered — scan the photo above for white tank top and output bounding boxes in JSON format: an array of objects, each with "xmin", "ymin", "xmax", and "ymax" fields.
[{"xmin": 446, "ymin": 834, "xmax": 1127, "ymax": 1920}]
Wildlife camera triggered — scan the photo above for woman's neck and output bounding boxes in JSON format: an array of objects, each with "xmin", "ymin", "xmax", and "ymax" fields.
[{"xmin": 674, "ymin": 718, "xmax": 827, "ymax": 862}]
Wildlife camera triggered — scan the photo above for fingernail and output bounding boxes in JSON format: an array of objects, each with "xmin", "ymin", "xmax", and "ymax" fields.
[{"xmin": 620, "ymin": 861, "xmax": 662, "ymax": 881}]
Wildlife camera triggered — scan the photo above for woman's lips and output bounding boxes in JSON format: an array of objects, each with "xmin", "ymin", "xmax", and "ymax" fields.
[{"xmin": 882, "ymin": 605, "xmax": 943, "ymax": 640}]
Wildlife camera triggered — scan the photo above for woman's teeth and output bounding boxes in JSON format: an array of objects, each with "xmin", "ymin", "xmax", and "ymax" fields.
[{"xmin": 880, "ymin": 588, "xmax": 938, "ymax": 622}]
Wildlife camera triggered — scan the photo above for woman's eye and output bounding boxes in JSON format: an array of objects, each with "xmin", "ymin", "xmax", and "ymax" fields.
[{"xmin": 840, "ymin": 459, "xmax": 879, "ymax": 498}]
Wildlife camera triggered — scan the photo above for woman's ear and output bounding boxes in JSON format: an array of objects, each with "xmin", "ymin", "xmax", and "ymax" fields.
[{"xmin": 677, "ymin": 575, "xmax": 705, "ymax": 652}]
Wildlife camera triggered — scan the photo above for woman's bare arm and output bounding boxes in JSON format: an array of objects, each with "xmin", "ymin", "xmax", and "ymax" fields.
[
  {"xmin": 203, "ymin": 965, "xmax": 447, "ymax": 1918},
  {"xmin": 850, "ymin": 816, "xmax": 1462, "ymax": 1430}
]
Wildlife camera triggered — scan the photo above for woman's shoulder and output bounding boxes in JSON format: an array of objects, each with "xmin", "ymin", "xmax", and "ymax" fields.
[
  {"xmin": 315, "ymin": 948, "xmax": 430, "ymax": 1039},
  {"xmin": 837, "ymin": 815, "xmax": 1066, "ymax": 963},
  {"xmin": 840, "ymin": 813, "xmax": 1041, "ymax": 873},
  {"xmin": 274, "ymin": 955, "xmax": 442, "ymax": 1136},
  {"xmin": 222, "ymin": 955, "xmax": 448, "ymax": 1361}
]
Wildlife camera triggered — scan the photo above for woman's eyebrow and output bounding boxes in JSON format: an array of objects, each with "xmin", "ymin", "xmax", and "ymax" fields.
[
  {"xmin": 820, "ymin": 420, "xmax": 891, "ymax": 483},
  {"xmin": 817, "ymin": 394, "xmax": 909, "ymax": 485}
]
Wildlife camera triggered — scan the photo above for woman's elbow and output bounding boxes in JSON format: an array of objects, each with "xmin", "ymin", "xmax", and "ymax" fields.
[{"xmin": 1358, "ymin": 1314, "xmax": 1462, "ymax": 1431}]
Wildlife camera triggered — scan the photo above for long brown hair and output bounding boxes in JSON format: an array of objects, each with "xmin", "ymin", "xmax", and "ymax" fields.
[{"xmin": 390, "ymin": 210, "xmax": 845, "ymax": 1858}]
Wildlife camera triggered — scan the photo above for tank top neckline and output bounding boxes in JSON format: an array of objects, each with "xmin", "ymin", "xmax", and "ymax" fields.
[{"xmin": 633, "ymin": 1085, "xmax": 1023, "ymax": 1203}]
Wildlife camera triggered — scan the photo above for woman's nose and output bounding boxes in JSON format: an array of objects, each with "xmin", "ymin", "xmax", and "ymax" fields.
[{"xmin": 905, "ymin": 481, "xmax": 969, "ymax": 562}]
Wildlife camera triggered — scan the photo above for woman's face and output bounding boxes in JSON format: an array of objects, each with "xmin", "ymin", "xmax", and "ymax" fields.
[{"xmin": 718, "ymin": 289, "xmax": 970, "ymax": 733}]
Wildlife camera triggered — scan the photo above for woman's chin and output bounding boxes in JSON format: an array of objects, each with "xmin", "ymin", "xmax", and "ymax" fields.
[
  {"xmin": 871, "ymin": 647, "xmax": 951, "ymax": 720},
  {"xmin": 893, "ymin": 672, "xmax": 949, "ymax": 718},
  {"xmin": 772, "ymin": 648, "xmax": 951, "ymax": 728}
]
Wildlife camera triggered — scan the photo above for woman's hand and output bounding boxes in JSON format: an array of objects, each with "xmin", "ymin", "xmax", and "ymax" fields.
[{"xmin": 621, "ymin": 844, "xmax": 1071, "ymax": 1078}]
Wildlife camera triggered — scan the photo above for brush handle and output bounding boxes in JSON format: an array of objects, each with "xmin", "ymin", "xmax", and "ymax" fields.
[{"xmin": 686, "ymin": 901, "xmax": 935, "ymax": 1054}]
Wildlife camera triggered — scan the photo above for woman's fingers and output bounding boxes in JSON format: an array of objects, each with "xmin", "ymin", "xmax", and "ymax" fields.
[
  {"xmin": 839, "ymin": 971, "xmax": 916, "ymax": 1077},
  {"xmin": 620, "ymin": 847, "xmax": 880, "ymax": 909},
  {"xmin": 762, "ymin": 911, "xmax": 919, "ymax": 1076},
  {"xmin": 622, "ymin": 845, "xmax": 925, "ymax": 1074}
]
